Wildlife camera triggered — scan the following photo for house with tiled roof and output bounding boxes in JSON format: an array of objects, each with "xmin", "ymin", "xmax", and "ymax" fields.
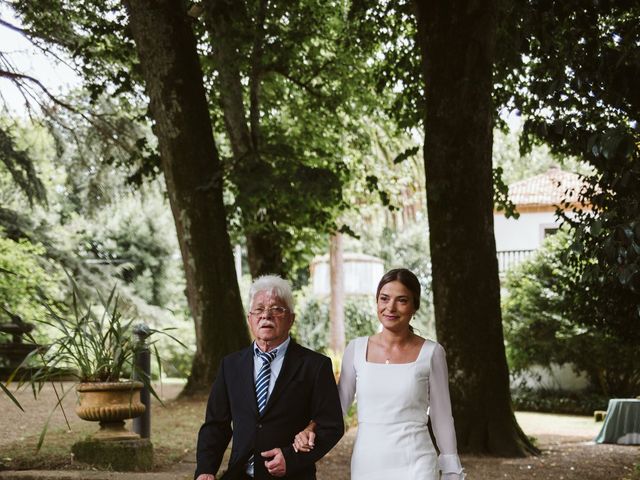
[
  {"xmin": 497, "ymin": 168, "xmax": 592, "ymax": 392},
  {"xmin": 494, "ymin": 167, "xmax": 587, "ymax": 272}
]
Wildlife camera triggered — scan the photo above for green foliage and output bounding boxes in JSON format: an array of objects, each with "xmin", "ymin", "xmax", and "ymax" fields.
[
  {"xmin": 0, "ymin": 235, "xmax": 63, "ymax": 327},
  {"xmin": 294, "ymin": 219, "xmax": 438, "ymax": 351},
  {"xmin": 0, "ymin": 118, "xmax": 58, "ymax": 215},
  {"xmin": 492, "ymin": 127, "xmax": 592, "ymax": 186},
  {"xmin": 74, "ymin": 186, "xmax": 182, "ymax": 309},
  {"xmin": 203, "ymin": 0, "xmax": 394, "ymax": 275},
  {"xmin": 493, "ymin": 166, "xmax": 520, "ymax": 219},
  {"xmin": 0, "ymin": 379, "xmax": 23, "ymax": 411},
  {"xmin": 511, "ymin": 387, "xmax": 608, "ymax": 415},
  {"xmin": 0, "ymin": 113, "xmax": 192, "ymax": 377},
  {"xmin": 496, "ymin": 0, "xmax": 638, "ymax": 161},
  {"xmin": 560, "ymin": 135, "xmax": 640, "ymax": 327},
  {"xmin": 491, "ymin": 127, "xmax": 594, "ymax": 219},
  {"xmin": 294, "ymin": 290, "xmax": 378, "ymax": 353},
  {"xmin": 294, "ymin": 293, "xmax": 329, "ymax": 352},
  {"xmin": 74, "ymin": 196, "xmax": 193, "ymax": 376},
  {"xmin": 494, "ymin": 0, "xmax": 640, "ymax": 397},
  {"xmin": 347, "ymin": 0, "xmax": 423, "ymax": 131},
  {"xmin": 503, "ymin": 229, "xmax": 640, "ymax": 397},
  {"xmin": 15, "ymin": 280, "xmax": 184, "ymax": 384},
  {"xmin": 154, "ymin": 319, "xmax": 195, "ymax": 379},
  {"xmin": 42, "ymin": 97, "xmax": 155, "ymax": 218},
  {"xmin": 3, "ymin": 278, "xmax": 186, "ymax": 447},
  {"xmin": 344, "ymin": 297, "xmax": 379, "ymax": 342},
  {"xmin": 0, "ymin": 126, "xmax": 47, "ymax": 207},
  {"xmin": 8, "ymin": 0, "xmax": 137, "ymax": 102},
  {"xmin": 8, "ymin": 0, "xmax": 399, "ymax": 278},
  {"xmin": 4, "ymin": 0, "xmax": 424, "ymax": 284}
]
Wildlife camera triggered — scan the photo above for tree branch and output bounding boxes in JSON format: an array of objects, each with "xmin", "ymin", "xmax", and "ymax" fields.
[
  {"xmin": 0, "ymin": 17, "xmax": 30, "ymax": 36},
  {"xmin": 268, "ymin": 65, "xmax": 327, "ymax": 101},
  {"xmin": 0, "ymin": 68, "xmax": 79, "ymax": 112},
  {"xmin": 0, "ymin": 65, "xmax": 138, "ymax": 154},
  {"xmin": 248, "ymin": 0, "xmax": 268, "ymax": 152},
  {"xmin": 0, "ymin": 16, "xmax": 79, "ymax": 72}
]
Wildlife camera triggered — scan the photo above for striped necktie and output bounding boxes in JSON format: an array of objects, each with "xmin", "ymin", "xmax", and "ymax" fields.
[{"xmin": 255, "ymin": 348, "xmax": 278, "ymax": 415}]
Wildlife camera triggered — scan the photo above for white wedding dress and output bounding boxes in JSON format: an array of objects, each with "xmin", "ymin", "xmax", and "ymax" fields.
[{"xmin": 339, "ymin": 336, "xmax": 464, "ymax": 480}]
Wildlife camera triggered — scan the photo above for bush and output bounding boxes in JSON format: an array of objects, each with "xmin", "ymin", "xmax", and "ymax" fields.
[
  {"xmin": 0, "ymin": 235, "xmax": 64, "ymax": 337},
  {"xmin": 503, "ymin": 229, "xmax": 640, "ymax": 397},
  {"xmin": 344, "ymin": 296, "xmax": 379, "ymax": 342},
  {"xmin": 294, "ymin": 294, "xmax": 329, "ymax": 352},
  {"xmin": 294, "ymin": 290, "xmax": 377, "ymax": 353},
  {"xmin": 155, "ymin": 318, "xmax": 195, "ymax": 379},
  {"xmin": 511, "ymin": 386, "xmax": 609, "ymax": 415}
]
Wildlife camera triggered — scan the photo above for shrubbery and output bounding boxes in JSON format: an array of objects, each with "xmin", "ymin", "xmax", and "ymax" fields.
[
  {"xmin": 511, "ymin": 387, "xmax": 608, "ymax": 415},
  {"xmin": 0, "ymin": 235, "xmax": 64, "ymax": 334},
  {"xmin": 503, "ymin": 229, "xmax": 640, "ymax": 398},
  {"xmin": 294, "ymin": 289, "xmax": 378, "ymax": 353}
]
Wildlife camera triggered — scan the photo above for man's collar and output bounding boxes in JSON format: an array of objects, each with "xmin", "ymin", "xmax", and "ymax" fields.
[{"xmin": 253, "ymin": 336, "xmax": 291, "ymax": 359}]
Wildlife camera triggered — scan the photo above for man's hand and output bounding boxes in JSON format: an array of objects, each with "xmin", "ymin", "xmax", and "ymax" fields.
[
  {"xmin": 195, "ymin": 475, "xmax": 215, "ymax": 480},
  {"xmin": 261, "ymin": 447, "xmax": 286, "ymax": 477}
]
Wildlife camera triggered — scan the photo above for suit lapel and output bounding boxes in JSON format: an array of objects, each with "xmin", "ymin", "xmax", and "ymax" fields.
[
  {"xmin": 238, "ymin": 345, "xmax": 259, "ymax": 417},
  {"xmin": 261, "ymin": 340, "xmax": 304, "ymax": 417}
]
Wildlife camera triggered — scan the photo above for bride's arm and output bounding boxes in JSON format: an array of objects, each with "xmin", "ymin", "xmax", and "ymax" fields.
[
  {"xmin": 293, "ymin": 340, "xmax": 357, "ymax": 453},
  {"xmin": 429, "ymin": 343, "xmax": 465, "ymax": 480},
  {"xmin": 337, "ymin": 339, "xmax": 357, "ymax": 416},
  {"xmin": 292, "ymin": 420, "xmax": 317, "ymax": 452}
]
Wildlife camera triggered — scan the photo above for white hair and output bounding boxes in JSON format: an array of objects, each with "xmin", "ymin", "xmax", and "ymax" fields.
[{"xmin": 248, "ymin": 275, "xmax": 294, "ymax": 312}]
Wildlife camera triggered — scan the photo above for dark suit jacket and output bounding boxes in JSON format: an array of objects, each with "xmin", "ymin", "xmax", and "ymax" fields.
[{"xmin": 195, "ymin": 340, "xmax": 344, "ymax": 479}]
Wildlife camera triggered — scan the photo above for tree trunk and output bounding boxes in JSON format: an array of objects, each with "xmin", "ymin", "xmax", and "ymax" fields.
[
  {"xmin": 123, "ymin": 0, "xmax": 250, "ymax": 395},
  {"xmin": 203, "ymin": 0, "xmax": 286, "ymax": 279},
  {"xmin": 329, "ymin": 233, "xmax": 345, "ymax": 353},
  {"xmin": 413, "ymin": 0, "xmax": 537, "ymax": 455},
  {"xmin": 246, "ymin": 231, "xmax": 286, "ymax": 278}
]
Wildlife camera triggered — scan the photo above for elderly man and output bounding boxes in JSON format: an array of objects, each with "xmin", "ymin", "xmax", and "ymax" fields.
[{"xmin": 195, "ymin": 275, "xmax": 344, "ymax": 480}]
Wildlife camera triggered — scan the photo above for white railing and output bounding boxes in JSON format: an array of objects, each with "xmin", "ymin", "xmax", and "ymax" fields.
[{"xmin": 497, "ymin": 249, "xmax": 536, "ymax": 273}]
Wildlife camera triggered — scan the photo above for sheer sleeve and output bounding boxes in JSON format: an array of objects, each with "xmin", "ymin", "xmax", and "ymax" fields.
[
  {"xmin": 337, "ymin": 339, "xmax": 357, "ymax": 417},
  {"xmin": 429, "ymin": 342, "xmax": 465, "ymax": 478}
]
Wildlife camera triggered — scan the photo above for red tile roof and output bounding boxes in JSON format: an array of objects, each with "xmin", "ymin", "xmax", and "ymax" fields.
[{"xmin": 508, "ymin": 167, "xmax": 585, "ymax": 207}]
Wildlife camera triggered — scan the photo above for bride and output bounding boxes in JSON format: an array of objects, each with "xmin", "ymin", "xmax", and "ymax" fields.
[{"xmin": 293, "ymin": 268, "xmax": 464, "ymax": 479}]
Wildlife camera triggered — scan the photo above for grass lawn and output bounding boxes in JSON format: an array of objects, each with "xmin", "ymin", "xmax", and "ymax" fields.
[{"xmin": 515, "ymin": 410, "xmax": 601, "ymax": 438}]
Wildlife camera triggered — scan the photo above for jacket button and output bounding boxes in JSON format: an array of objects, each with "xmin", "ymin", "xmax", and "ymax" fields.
[{"xmin": 257, "ymin": 423, "xmax": 263, "ymax": 429}]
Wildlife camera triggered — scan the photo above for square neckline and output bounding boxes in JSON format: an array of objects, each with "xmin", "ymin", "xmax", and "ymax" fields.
[{"xmin": 364, "ymin": 336, "xmax": 428, "ymax": 365}]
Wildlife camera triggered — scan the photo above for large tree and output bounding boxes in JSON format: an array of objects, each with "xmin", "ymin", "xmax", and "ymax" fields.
[
  {"xmin": 7, "ymin": 0, "xmax": 361, "ymax": 281},
  {"xmin": 200, "ymin": 0, "xmax": 357, "ymax": 278},
  {"xmin": 413, "ymin": 1, "xmax": 536, "ymax": 455},
  {"xmin": 3, "ymin": 0, "xmax": 385, "ymax": 391},
  {"xmin": 122, "ymin": 0, "xmax": 249, "ymax": 394}
]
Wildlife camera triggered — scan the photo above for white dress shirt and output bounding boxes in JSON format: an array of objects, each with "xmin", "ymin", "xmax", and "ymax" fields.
[
  {"xmin": 253, "ymin": 336, "xmax": 291, "ymax": 400},
  {"xmin": 247, "ymin": 336, "xmax": 291, "ymax": 477}
]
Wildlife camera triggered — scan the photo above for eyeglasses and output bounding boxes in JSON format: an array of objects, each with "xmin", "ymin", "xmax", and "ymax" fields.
[{"xmin": 249, "ymin": 306, "xmax": 289, "ymax": 317}]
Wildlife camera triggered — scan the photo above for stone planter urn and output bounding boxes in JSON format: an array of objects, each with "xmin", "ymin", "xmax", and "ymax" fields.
[{"xmin": 76, "ymin": 381, "xmax": 146, "ymax": 440}]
